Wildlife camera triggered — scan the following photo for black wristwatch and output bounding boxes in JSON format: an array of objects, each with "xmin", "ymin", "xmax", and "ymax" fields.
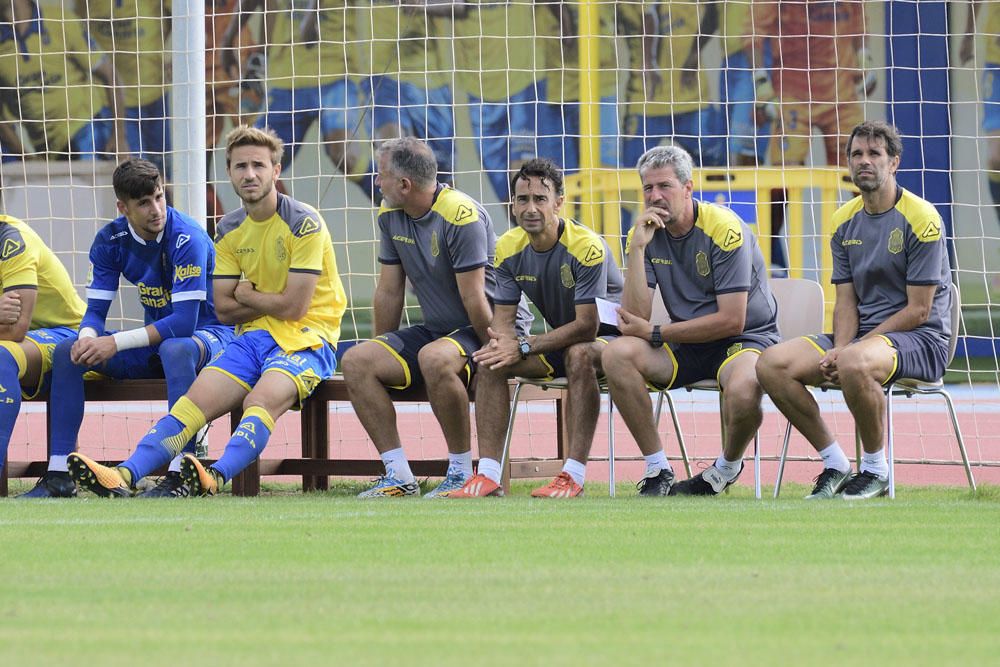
[
  {"xmin": 649, "ymin": 325, "xmax": 663, "ymax": 348},
  {"xmin": 517, "ymin": 335, "xmax": 531, "ymax": 359}
]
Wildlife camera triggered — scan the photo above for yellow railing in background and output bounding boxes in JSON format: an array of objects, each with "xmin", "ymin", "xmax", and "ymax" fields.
[{"xmin": 563, "ymin": 167, "xmax": 856, "ymax": 327}]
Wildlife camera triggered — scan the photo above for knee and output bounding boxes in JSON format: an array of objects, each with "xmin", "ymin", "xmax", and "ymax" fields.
[
  {"xmin": 158, "ymin": 337, "xmax": 200, "ymax": 367},
  {"xmin": 725, "ymin": 371, "xmax": 764, "ymax": 410},
  {"xmin": 756, "ymin": 347, "xmax": 790, "ymax": 388},
  {"xmin": 601, "ymin": 338, "xmax": 639, "ymax": 375},
  {"xmin": 340, "ymin": 344, "xmax": 371, "ymax": 380},
  {"xmin": 564, "ymin": 343, "xmax": 598, "ymax": 379},
  {"xmin": 417, "ymin": 342, "xmax": 463, "ymax": 382},
  {"xmin": 836, "ymin": 347, "xmax": 875, "ymax": 382}
]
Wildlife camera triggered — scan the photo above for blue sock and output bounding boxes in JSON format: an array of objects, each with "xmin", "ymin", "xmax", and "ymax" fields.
[
  {"xmin": 0, "ymin": 348, "xmax": 23, "ymax": 472},
  {"xmin": 48, "ymin": 338, "xmax": 87, "ymax": 458},
  {"xmin": 159, "ymin": 337, "xmax": 200, "ymax": 454},
  {"xmin": 211, "ymin": 407, "xmax": 274, "ymax": 483},
  {"xmin": 120, "ymin": 415, "xmax": 185, "ymax": 484},
  {"xmin": 120, "ymin": 395, "xmax": 206, "ymax": 485}
]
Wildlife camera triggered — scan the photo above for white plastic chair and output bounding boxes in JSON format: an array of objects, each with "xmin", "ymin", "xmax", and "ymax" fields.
[
  {"xmin": 773, "ymin": 282, "xmax": 975, "ymax": 499},
  {"xmin": 661, "ymin": 278, "xmax": 825, "ymax": 500}
]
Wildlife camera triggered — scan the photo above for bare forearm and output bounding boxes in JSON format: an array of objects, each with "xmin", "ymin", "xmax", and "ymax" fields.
[
  {"xmin": 661, "ymin": 312, "xmax": 742, "ymax": 345},
  {"xmin": 863, "ymin": 305, "xmax": 929, "ymax": 339},
  {"xmin": 216, "ymin": 294, "xmax": 263, "ymax": 325},
  {"xmin": 529, "ymin": 319, "xmax": 598, "ymax": 355},
  {"xmin": 463, "ymin": 296, "xmax": 493, "ymax": 344},
  {"xmin": 621, "ymin": 251, "xmax": 652, "ymax": 318},
  {"xmin": 373, "ymin": 288, "xmax": 404, "ymax": 336},
  {"xmin": 832, "ymin": 304, "xmax": 859, "ymax": 348},
  {"xmin": 237, "ymin": 288, "xmax": 308, "ymax": 321}
]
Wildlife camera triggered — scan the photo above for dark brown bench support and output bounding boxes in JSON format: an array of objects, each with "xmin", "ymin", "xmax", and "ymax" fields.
[{"xmin": 1, "ymin": 377, "xmax": 567, "ymax": 497}]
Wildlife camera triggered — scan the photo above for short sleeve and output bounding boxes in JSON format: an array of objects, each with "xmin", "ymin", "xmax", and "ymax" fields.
[
  {"xmin": 711, "ymin": 242, "xmax": 751, "ymax": 295},
  {"xmin": 288, "ymin": 214, "xmax": 326, "ymax": 275},
  {"xmin": 213, "ymin": 233, "xmax": 242, "ymax": 279},
  {"xmin": 905, "ymin": 213, "xmax": 946, "ymax": 286},
  {"xmin": 0, "ymin": 232, "xmax": 37, "ymax": 291},
  {"xmin": 493, "ymin": 258, "xmax": 522, "ymax": 305},
  {"xmin": 572, "ymin": 256, "xmax": 610, "ymax": 304},
  {"xmin": 377, "ymin": 214, "xmax": 401, "ymax": 265},
  {"xmin": 830, "ymin": 224, "xmax": 852, "ymax": 284},
  {"xmin": 445, "ymin": 216, "xmax": 490, "ymax": 273}
]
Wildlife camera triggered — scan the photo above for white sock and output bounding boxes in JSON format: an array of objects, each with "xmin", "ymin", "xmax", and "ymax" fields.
[
  {"xmin": 48, "ymin": 455, "xmax": 68, "ymax": 472},
  {"xmin": 713, "ymin": 454, "xmax": 743, "ymax": 482},
  {"xmin": 477, "ymin": 457, "xmax": 502, "ymax": 484},
  {"xmin": 168, "ymin": 455, "xmax": 183, "ymax": 473},
  {"xmin": 448, "ymin": 450, "xmax": 474, "ymax": 477},
  {"xmin": 562, "ymin": 458, "xmax": 586, "ymax": 487},
  {"xmin": 860, "ymin": 450, "xmax": 888, "ymax": 479},
  {"xmin": 643, "ymin": 450, "xmax": 672, "ymax": 476},
  {"xmin": 380, "ymin": 447, "xmax": 415, "ymax": 483},
  {"xmin": 818, "ymin": 442, "xmax": 852, "ymax": 474}
]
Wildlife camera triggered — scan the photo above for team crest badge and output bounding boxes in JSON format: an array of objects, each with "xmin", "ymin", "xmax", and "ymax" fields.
[
  {"xmin": 430, "ymin": 230, "xmax": 440, "ymax": 257},
  {"xmin": 696, "ymin": 251, "xmax": 710, "ymax": 277},
  {"xmin": 888, "ymin": 227, "xmax": 904, "ymax": 254},
  {"xmin": 726, "ymin": 342, "xmax": 743, "ymax": 357},
  {"xmin": 560, "ymin": 263, "xmax": 575, "ymax": 288},
  {"xmin": 1, "ymin": 238, "xmax": 21, "ymax": 259},
  {"xmin": 275, "ymin": 237, "xmax": 287, "ymax": 262}
]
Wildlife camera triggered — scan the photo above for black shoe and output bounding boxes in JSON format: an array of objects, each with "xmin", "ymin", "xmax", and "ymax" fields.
[
  {"xmin": 669, "ymin": 463, "xmax": 743, "ymax": 496},
  {"xmin": 841, "ymin": 470, "xmax": 889, "ymax": 500},
  {"xmin": 804, "ymin": 468, "xmax": 850, "ymax": 499},
  {"xmin": 137, "ymin": 471, "xmax": 190, "ymax": 498},
  {"xmin": 16, "ymin": 471, "xmax": 77, "ymax": 498},
  {"xmin": 636, "ymin": 468, "xmax": 675, "ymax": 496}
]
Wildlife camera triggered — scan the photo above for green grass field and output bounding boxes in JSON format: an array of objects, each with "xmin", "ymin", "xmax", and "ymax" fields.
[{"xmin": 2, "ymin": 482, "xmax": 999, "ymax": 666}]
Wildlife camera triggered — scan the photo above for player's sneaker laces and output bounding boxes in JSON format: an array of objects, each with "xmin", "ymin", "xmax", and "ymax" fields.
[
  {"xmin": 841, "ymin": 470, "xmax": 889, "ymax": 500},
  {"xmin": 669, "ymin": 463, "xmax": 742, "ymax": 496},
  {"xmin": 67, "ymin": 453, "xmax": 130, "ymax": 498},
  {"xmin": 636, "ymin": 468, "xmax": 675, "ymax": 497},
  {"xmin": 16, "ymin": 470, "xmax": 77, "ymax": 498},
  {"xmin": 137, "ymin": 471, "xmax": 190, "ymax": 498},
  {"xmin": 179, "ymin": 454, "xmax": 221, "ymax": 497},
  {"xmin": 804, "ymin": 468, "xmax": 850, "ymax": 500},
  {"xmin": 449, "ymin": 473, "xmax": 504, "ymax": 498},
  {"xmin": 424, "ymin": 470, "xmax": 471, "ymax": 498},
  {"xmin": 357, "ymin": 475, "xmax": 420, "ymax": 499},
  {"xmin": 531, "ymin": 472, "xmax": 583, "ymax": 498}
]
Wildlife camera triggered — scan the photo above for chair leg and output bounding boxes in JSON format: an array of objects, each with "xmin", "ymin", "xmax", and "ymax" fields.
[
  {"xmin": 753, "ymin": 431, "xmax": 761, "ymax": 499},
  {"xmin": 885, "ymin": 385, "xmax": 895, "ymax": 499},
  {"xmin": 498, "ymin": 382, "xmax": 525, "ymax": 484},
  {"xmin": 607, "ymin": 392, "xmax": 615, "ymax": 498},
  {"xmin": 661, "ymin": 391, "xmax": 691, "ymax": 478},
  {"xmin": 937, "ymin": 389, "xmax": 977, "ymax": 492},
  {"xmin": 773, "ymin": 420, "xmax": 793, "ymax": 498}
]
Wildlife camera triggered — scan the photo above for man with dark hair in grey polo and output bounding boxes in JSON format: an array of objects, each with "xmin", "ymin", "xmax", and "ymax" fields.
[{"xmin": 757, "ymin": 120, "xmax": 953, "ymax": 500}]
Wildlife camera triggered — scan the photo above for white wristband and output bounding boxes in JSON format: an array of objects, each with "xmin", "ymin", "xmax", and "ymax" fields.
[
  {"xmin": 78, "ymin": 327, "xmax": 99, "ymax": 339},
  {"xmin": 111, "ymin": 327, "xmax": 150, "ymax": 351}
]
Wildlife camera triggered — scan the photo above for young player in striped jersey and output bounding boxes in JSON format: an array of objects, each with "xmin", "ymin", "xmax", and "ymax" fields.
[
  {"xmin": 344, "ymin": 137, "xmax": 499, "ymax": 498},
  {"xmin": 604, "ymin": 145, "xmax": 779, "ymax": 496},
  {"xmin": 757, "ymin": 121, "xmax": 954, "ymax": 500},
  {"xmin": 222, "ymin": 0, "xmax": 374, "ymax": 199},
  {"xmin": 0, "ymin": 215, "xmax": 85, "ymax": 497},
  {"xmin": 77, "ymin": 0, "xmax": 171, "ymax": 170},
  {"xmin": 69, "ymin": 126, "xmax": 347, "ymax": 498},
  {"xmin": 451, "ymin": 158, "xmax": 624, "ymax": 499},
  {"xmin": 48, "ymin": 159, "xmax": 234, "ymax": 498},
  {"xmin": 0, "ymin": 1, "xmax": 115, "ymax": 160},
  {"xmin": 962, "ymin": 1, "xmax": 1000, "ymax": 237},
  {"xmin": 621, "ymin": 0, "xmax": 724, "ymax": 168},
  {"xmin": 359, "ymin": 0, "xmax": 455, "ymax": 180}
]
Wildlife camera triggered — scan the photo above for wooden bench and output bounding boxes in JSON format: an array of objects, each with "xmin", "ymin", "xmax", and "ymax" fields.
[{"xmin": 1, "ymin": 377, "xmax": 566, "ymax": 497}]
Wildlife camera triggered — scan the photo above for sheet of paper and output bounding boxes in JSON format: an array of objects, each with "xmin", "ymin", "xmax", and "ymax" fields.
[{"xmin": 596, "ymin": 297, "xmax": 619, "ymax": 325}]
